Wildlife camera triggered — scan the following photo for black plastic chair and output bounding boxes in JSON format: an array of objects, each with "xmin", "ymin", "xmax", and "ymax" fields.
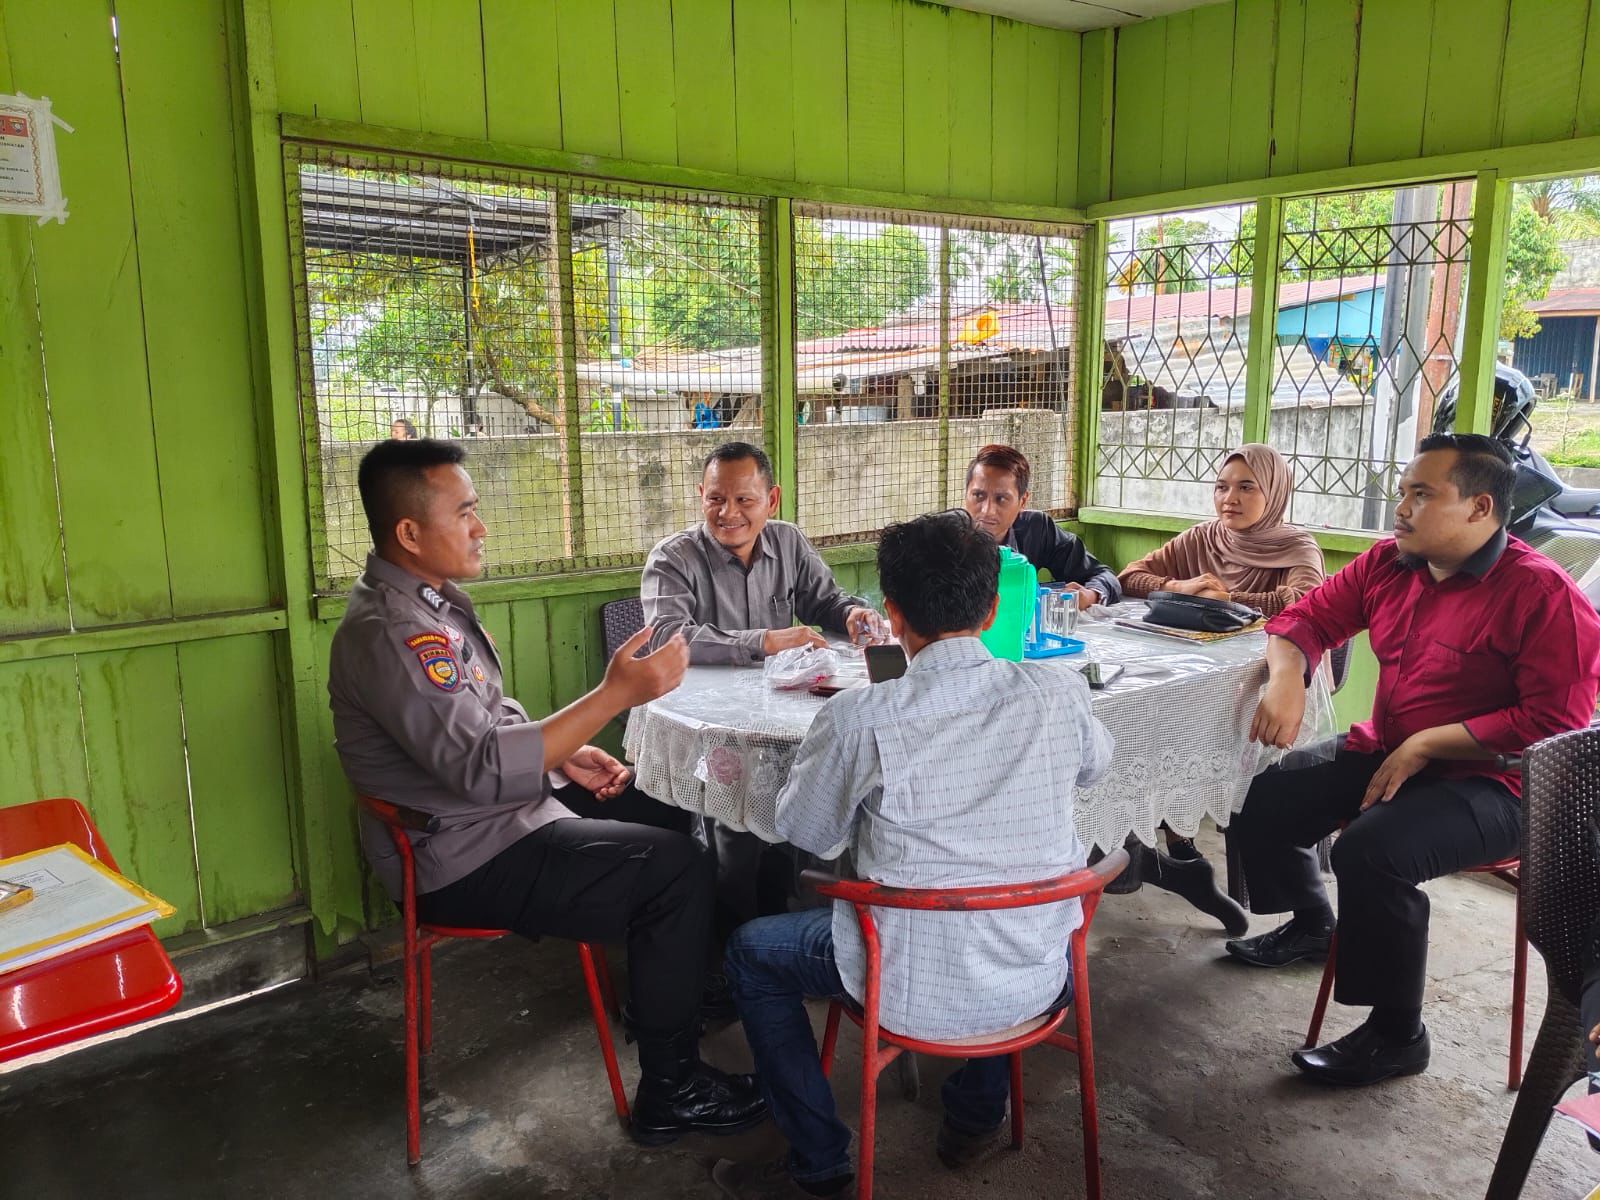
[
  {"xmin": 600, "ymin": 596, "xmax": 645, "ymax": 662},
  {"xmin": 1485, "ymin": 726, "xmax": 1600, "ymax": 1199}
]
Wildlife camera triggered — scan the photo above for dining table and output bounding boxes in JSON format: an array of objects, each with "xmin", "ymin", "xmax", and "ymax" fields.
[{"xmin": 623, "ymin": 603, "xmax": 1337, "ymax": 852}]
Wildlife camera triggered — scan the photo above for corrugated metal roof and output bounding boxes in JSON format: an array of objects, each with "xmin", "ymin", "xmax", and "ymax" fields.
[{"xmin": 1526, "ymin": 286, "xmax": 1600, "ymax": 316}]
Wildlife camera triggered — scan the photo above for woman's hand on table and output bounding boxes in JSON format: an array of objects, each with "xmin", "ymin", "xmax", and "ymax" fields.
[
  {"xmin": 602, "ymin": 627, "xmax": 688, "ymax": 708},
  {"xmin": 563, "ymin": 745, "xmax": 633, "ymax": 799},
  {"xmin": 764, "ymin": 625, "xmax": 828, "ymax": 654},
  {"xmin": 1061, "ymin": 584, "xmax": 1100, "ymax": 611},
  {"xmin": 1249, "ymin": 673, "xmax": 1306, "ymax": 749},
  {"xmin": 1164, "ymin": 574, "xmax": 1231, "ymax": 601}
]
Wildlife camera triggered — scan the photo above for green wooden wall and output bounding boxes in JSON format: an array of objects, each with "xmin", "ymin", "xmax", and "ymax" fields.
[{"xmin": 1085, "ymin": 0, "xmax": 1600, "ymax": 205}]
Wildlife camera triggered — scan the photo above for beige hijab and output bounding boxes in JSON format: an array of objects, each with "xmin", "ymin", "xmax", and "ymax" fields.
[{"xmin": 1193, "ymin": 444, "xmax": 1324, "ymax": 588}]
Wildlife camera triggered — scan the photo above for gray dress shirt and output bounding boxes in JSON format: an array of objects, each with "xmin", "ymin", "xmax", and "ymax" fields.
[
  {"xmin": 641, "ymin": 521, "xmax": 867, "ymax": 664},
  {"xmin": 328, "ymin": 553, "xmax": 574, "ymax": 899},
  {"xmin": 774, "ymin": 636, "xmax": 1114, "ymax": 1041}
]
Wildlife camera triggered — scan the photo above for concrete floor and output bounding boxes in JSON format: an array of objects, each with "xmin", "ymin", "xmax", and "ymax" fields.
[{"xmin": 3, "ymin": 830, "xmax": 1596, "ymax": 1200}]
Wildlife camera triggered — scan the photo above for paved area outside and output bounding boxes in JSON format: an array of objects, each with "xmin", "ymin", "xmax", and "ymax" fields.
[{"xmin": 2, "ymin": 828, "xmax": 1594, "ymax": 1199}]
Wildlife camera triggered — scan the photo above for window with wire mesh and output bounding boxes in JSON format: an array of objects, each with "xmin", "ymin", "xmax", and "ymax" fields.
[
  {"xmin": 286, "ymin": 146, "xmax": 771, "ymax": 589},
  {"xmin": 1269, "ymin": 181, "xmax": 1474, "ymax": 531},
  {"xmin": 1097, "ymin": 205, "xmax": 1254, "ymax": 516},
  {"xmin": 793, "ymin": 205, "xmax": 1081, "ymax": 544}
]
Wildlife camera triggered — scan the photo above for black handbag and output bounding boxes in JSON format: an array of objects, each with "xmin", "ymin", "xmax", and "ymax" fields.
[{"xmin": 1143, "ymin": 590, "xmax": 1263, "ymax": 633}]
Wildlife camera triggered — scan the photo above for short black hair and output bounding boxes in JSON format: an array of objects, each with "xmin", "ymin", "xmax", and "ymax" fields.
[
  {"xmin": 965, "ymin": 444, "xmax": 1031, "ymax": 497},
  {"xmin": 357, "ymin": 437, "xmax": 467, "ymax": 547},
  {"xmin": 702, "ymin": 441, "xmax": 774, "ymax": 488},
  {"xmin": 1416, "ymin": 432, "xmax": 1515, "ymax": 525},
  {"xmin": 876, "ymin": 510, "xmax": 999, "ymax": 638}
]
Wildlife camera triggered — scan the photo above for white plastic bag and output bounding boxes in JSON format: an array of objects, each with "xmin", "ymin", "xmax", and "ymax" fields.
[{"xmin": 762, "ymin": 645, "xmax": 839, "ymax": 690}]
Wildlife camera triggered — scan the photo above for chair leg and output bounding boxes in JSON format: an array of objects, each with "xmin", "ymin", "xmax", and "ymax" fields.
[
  {"xmin": 402, "ymin": 928, "xmax": 422, "ymax": 1166},
  {"xmin": 1304, "ymin": 933, "xmax": 1338, "ymax": 1049},
  {"xmin": 594, "ymin": 947, "xmax": 621, "ymax": 1020},
  {"xmin": 1071, "ymin": 951, "xmax": 1104, "ymax": 1200},
  {"xmin": 420, "ymin": 941, "xmax": 434, "ymax": 1057},
  {"xmin": 1507, "ymin": 888, "xmax": 1527, "ymax": 1092},
  {"xmin": 1008, "ymin": 1052, "xmax": 1025, "ymax": 1149},
  {"xmin": 1485, "ymin": 982, "xmax": 1587, "ymax": 1200},
  {"xmin": 857, "ymin": 1040, "xmax": 880, "ymax": 1200},
  {"xmin": 820, "ymin": 1003, "xmax": 842, "ymax": 1079},
  {"xmin": 577, "ymin": 943, "xmax": 632, "ymax": 1123}
]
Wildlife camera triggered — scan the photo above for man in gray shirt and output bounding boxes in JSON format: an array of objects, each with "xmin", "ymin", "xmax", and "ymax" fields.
[
  {"xmin": 641, "ymin": 442, "xmax": 883, "ymax": 664},
  {"xmin": 327, "ymin": 437, "xmax": 765, "ymax": 1146}
]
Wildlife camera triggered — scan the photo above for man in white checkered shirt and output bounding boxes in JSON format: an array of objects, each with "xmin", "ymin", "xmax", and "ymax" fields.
[{"xmin": 715, "ymin": 510, "xmax": 1113, "ymax": 1200}]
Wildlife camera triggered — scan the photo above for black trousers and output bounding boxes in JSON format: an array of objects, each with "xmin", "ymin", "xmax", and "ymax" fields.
[
  {"xmin": 1230, "ymin": 739, "xmax": 1520, "ymax": 1010},
  {"xmin": 416, "ymin": 794, "xmax": 712, "ymax": 1039}
]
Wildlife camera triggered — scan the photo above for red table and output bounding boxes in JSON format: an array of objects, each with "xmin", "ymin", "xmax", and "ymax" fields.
[{"xmin": 0, "ymin": 798, "xmax": 183, "ymax": 1064}]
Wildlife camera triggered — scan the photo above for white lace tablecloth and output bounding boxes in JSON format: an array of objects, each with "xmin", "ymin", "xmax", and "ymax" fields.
[{"xmin": 623, "ymin": 606, "xmax": 1336, "ymax": 852}]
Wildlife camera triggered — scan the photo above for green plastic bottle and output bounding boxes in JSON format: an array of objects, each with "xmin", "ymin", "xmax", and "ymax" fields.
[{"xmin": 980, "ymin": 546, "xmax": 1037, "ymax": 662}]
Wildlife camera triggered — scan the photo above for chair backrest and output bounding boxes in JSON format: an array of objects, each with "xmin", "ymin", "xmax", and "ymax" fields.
[
  {"xmin": 0, "ymin": 798, "xmax": 116, "ymax": 869},
  {"xmin": 1521, "ymin": 726, "xmax": 1600, "ymax": 1005},
  {"xmin": 1328, "ymin": 641, "xmax": 1351, "ymax": 694},
  {"xmin": 601, "ymin": 597, "xmax": 646, "ymax": 663},
  {"xmin": 357, "ymin": 795, "xmax": 435, "ymax": 908}
]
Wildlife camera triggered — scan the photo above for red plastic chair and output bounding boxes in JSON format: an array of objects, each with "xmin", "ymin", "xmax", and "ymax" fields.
[
  {"xmin": 359, "ymin": 796, "xmax": 630, "ymax": 1165},
  {"xmin": 1303, "ymin": 855, "xmax": 1526, "ymax": 1090},
  {"xmin": 802, "ymin": 847, "xmax": 1128, "ymax": 1200}
]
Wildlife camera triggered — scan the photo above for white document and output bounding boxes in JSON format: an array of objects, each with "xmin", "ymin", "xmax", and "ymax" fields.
[{"xmin": 0, "ymin": 843, "xmax": 173, "ymax": 975}]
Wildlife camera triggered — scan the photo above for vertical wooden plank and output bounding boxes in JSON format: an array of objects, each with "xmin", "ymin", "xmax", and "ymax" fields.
[
  {"xmin": 78, "ymin": 646, "xmax": 201, "ymax": 935},
  {"xmin": 1499, "ymin": 0, "xmax": 1588, "ymax": 146},
  {"xmin": 617, "ymin": 0, "xmax": 679, "ymax": 165},
  {"xmin": 413, "ymin": 0, "xmax": 488, "ymax": 140},
  {"xmin": 268, "ymin": 0, "xmax": 362, "ymax": 120},
  {"xmin": 1421, "ymin": 0, "xmax": 1511, "ymax": 156},
  {"xmin": 1349, "ymin": 0, "xmax": 1432, "ymax": 164},
  {"xmin": 1577, "ymin": 0, "xmax": 1600, "ymax": 138},
  {"xmin": 673, "ymin": 0, "xmax": 737, "ymax": 172},
  {"xmin": 1268, "ymin": 0, "xmax": 1305, "ymax": 176},
  {"xmin": 116, "ymin": 0, "xmax": 274, "ymax": 619},
  {"xmin": 0, "ymin": 18, "xmax": 67, "ymax": 636},
  {"xmin": 1295, "ymin": 0, "xmax": 1359, "ymax": 172},
  {"xmin": 846, "ymin": 0, "xmax": 905, "ymax": 193},
  {"xmin": 945, "ymin": 6, "xmax": 993, "ymax": 201},
  {"xmin": 557, "ymin": 0, "xmax": 623, "ymax": 158},
  {"xmin": 1110, "ymin": 15, "xmax": 1165, "ymax": 199},
  {"xmin": 1055, "ymin": 30, "xmax": 1081, "ymax": 208},
  {"xmin": 509, "ymin": 598, "xmax": 556, "ymax": 715},
  {"xmin": 5, "ymin": 0, "xmax": 172, "ymax": 628},
  {"xmin": 1158, "ymin": 10, "xmax": 1192, "ymax": 194},
  {"xmin": 790, "ymin": 0, "xmax": 849, "ymax": 186},
  {"xmin": 352, "ymin": 0, "xmax": 422, "ymax": 130},
  {"xmin": 545, "ymin": 593, "xmax": 594, "ymax": 708},
  {"xmin": 1183, "ymin": 3, "xmax": 1232, "ymax": 188},
  {"xmin": 1226, "ymin": 0, "xmax": 1276, "ymax": 182},
  {"xmin": 482, "ymin": 0, "xmax": 564, "ymax": 148},
  {"xmin": 180, "ymin": 634, "xmax": 298, "ymax": 925},
  {"xmin": 988, "ymin": 17, "xmax": 1029, "ymax": 202},
  {"xmin": 0, "ymin": 660, "xmax": 89, "ymax": 810},
  {"xmin": 1022, "ymin": 25, "xmax": 1061, "ymax": 206},
  {"xmin": 306, "ymin": 621, "xmax": 368, "ymax": 931},
  {"xmin": 901, "ymin": 0, "xmax": 950, "ymax": 197},
  {"xmin": 734, "ymin": 0, "xmax": 796, "ymax": 180},
  {"xmin": 1076, "ymin": 26, "xmax": 1112, "ymax": 206}
]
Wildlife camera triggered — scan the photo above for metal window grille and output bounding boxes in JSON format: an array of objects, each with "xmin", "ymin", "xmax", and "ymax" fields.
[
  {"xmin": 793, "ymin": 204, "xmax": 1082, "ymax": 545},
  {"xmin": 1097, "ymin": 205, "xmax": 1254, "ymax": 515},
  {"xmin": 285, "ymin": 145, "xmax": 770, "ymax": 590},
  {"xmin": 1269, "ymin": 182, "xmax": 1473, "ymax": 531}
]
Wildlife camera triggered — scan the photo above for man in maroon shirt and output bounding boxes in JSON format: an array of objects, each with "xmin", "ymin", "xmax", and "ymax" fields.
[{"xmin": 1224, "ymin": 433, "xmax": 1600, "ymax": 1085}]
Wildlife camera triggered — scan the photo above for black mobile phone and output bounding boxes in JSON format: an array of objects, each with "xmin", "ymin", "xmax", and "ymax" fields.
[
  {"xmin": 864, "ymin": 643, "xmax": 908, "ymax": 683},
  {"xmin": 1079, "ymin": 661, "xmax": 1124, "ymax": 690}
]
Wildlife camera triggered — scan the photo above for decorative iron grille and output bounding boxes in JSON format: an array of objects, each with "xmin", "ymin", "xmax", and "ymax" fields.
[
  {"xmin": 793, "ymin": 204, "xmax": 1082, "ymax": 545},
  {"xmin": 1269, "ymin": 181, "xmax": 1474, "ymax": 531}
]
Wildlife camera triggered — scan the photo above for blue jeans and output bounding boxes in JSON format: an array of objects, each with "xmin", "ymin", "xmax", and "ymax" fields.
[{"xmin": 723, "ymin": 908, "xmax": 1019, "ymax": 1184}]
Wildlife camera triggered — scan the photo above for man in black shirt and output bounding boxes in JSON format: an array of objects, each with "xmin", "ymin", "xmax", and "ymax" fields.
[{"xmin": 961, "ymin": 444, "xmax": 1121, "ymax": 607}]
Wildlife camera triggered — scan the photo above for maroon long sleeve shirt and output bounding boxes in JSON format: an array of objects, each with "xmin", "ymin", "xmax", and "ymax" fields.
[{"xmin": 1264, "ymin": 528, "xmax": 1600, "ymax": 797}]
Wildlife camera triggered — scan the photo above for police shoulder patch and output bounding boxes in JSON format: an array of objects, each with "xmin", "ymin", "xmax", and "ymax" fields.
[{"xmin": 405, "ymin": 631, "xmax": 461, "ymax": 692}]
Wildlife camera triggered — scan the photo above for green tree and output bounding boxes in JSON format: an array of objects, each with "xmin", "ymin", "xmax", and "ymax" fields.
[
  {"xmin": 795, "ymin": 224, "xmax": 931, "ymax": 335},
  {"xmin": 1501, "ymin": 198, "xmax": 1567, "ymax": 341},
  {"xmin": 1521, "ymin": 176, "xmax": 1600, "ymax": 238}
]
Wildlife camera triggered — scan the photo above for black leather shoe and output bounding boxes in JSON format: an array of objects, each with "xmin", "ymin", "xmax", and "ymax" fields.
[
  {"xmin": 632, "ymin": 1031, "xmax": 769, "ymax": 1145},
  {"xmin": 936, "ymin": 1116, "xmax": 1008, "ymax": 1169},
  {"xmin": 1224, "ymin": 920, "xmax": 1331, "ymax": 967},
  {"xmin": 1291, "ymin": 1023, "xmax": 1430, "ymax": 1086},
  {"xmin": 1146, "ymin": 851, "xmax": 1250, "ymax": 936}
]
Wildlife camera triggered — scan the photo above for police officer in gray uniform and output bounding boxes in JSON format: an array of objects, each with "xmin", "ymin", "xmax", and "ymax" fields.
[{"xmin": 328, "ymin": 438, "xmax": 766, "ymax": 1146}]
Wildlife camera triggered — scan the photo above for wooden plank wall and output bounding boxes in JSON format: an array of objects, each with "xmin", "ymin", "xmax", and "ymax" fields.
[
  {"xmin": 0, "ymin": 1, "xmax": 297, "ymax": 938},
  {"xmin": 1092, "ymin": 0, "xmax": 1600, "ymax": 205}
]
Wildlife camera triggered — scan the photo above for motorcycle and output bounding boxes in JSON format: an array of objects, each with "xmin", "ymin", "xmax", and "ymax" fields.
[{"xmin": 1433, "ymin": 363, "xmax": 1600, "ymax": 606}]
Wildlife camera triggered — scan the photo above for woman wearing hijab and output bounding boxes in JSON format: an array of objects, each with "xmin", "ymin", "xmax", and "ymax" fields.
[
  {"xmin": 1109, "ymin": 444, "xmax": 1325, "ymax": 931},
  {"xmin": 1118, "ymin": 443, "xmax": 1325, "ymax": 616}
]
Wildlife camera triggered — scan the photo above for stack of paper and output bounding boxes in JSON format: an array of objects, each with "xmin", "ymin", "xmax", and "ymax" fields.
[{"xmin": 0, "ymin": 843, "xmax": 174, "ymax": 975}]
